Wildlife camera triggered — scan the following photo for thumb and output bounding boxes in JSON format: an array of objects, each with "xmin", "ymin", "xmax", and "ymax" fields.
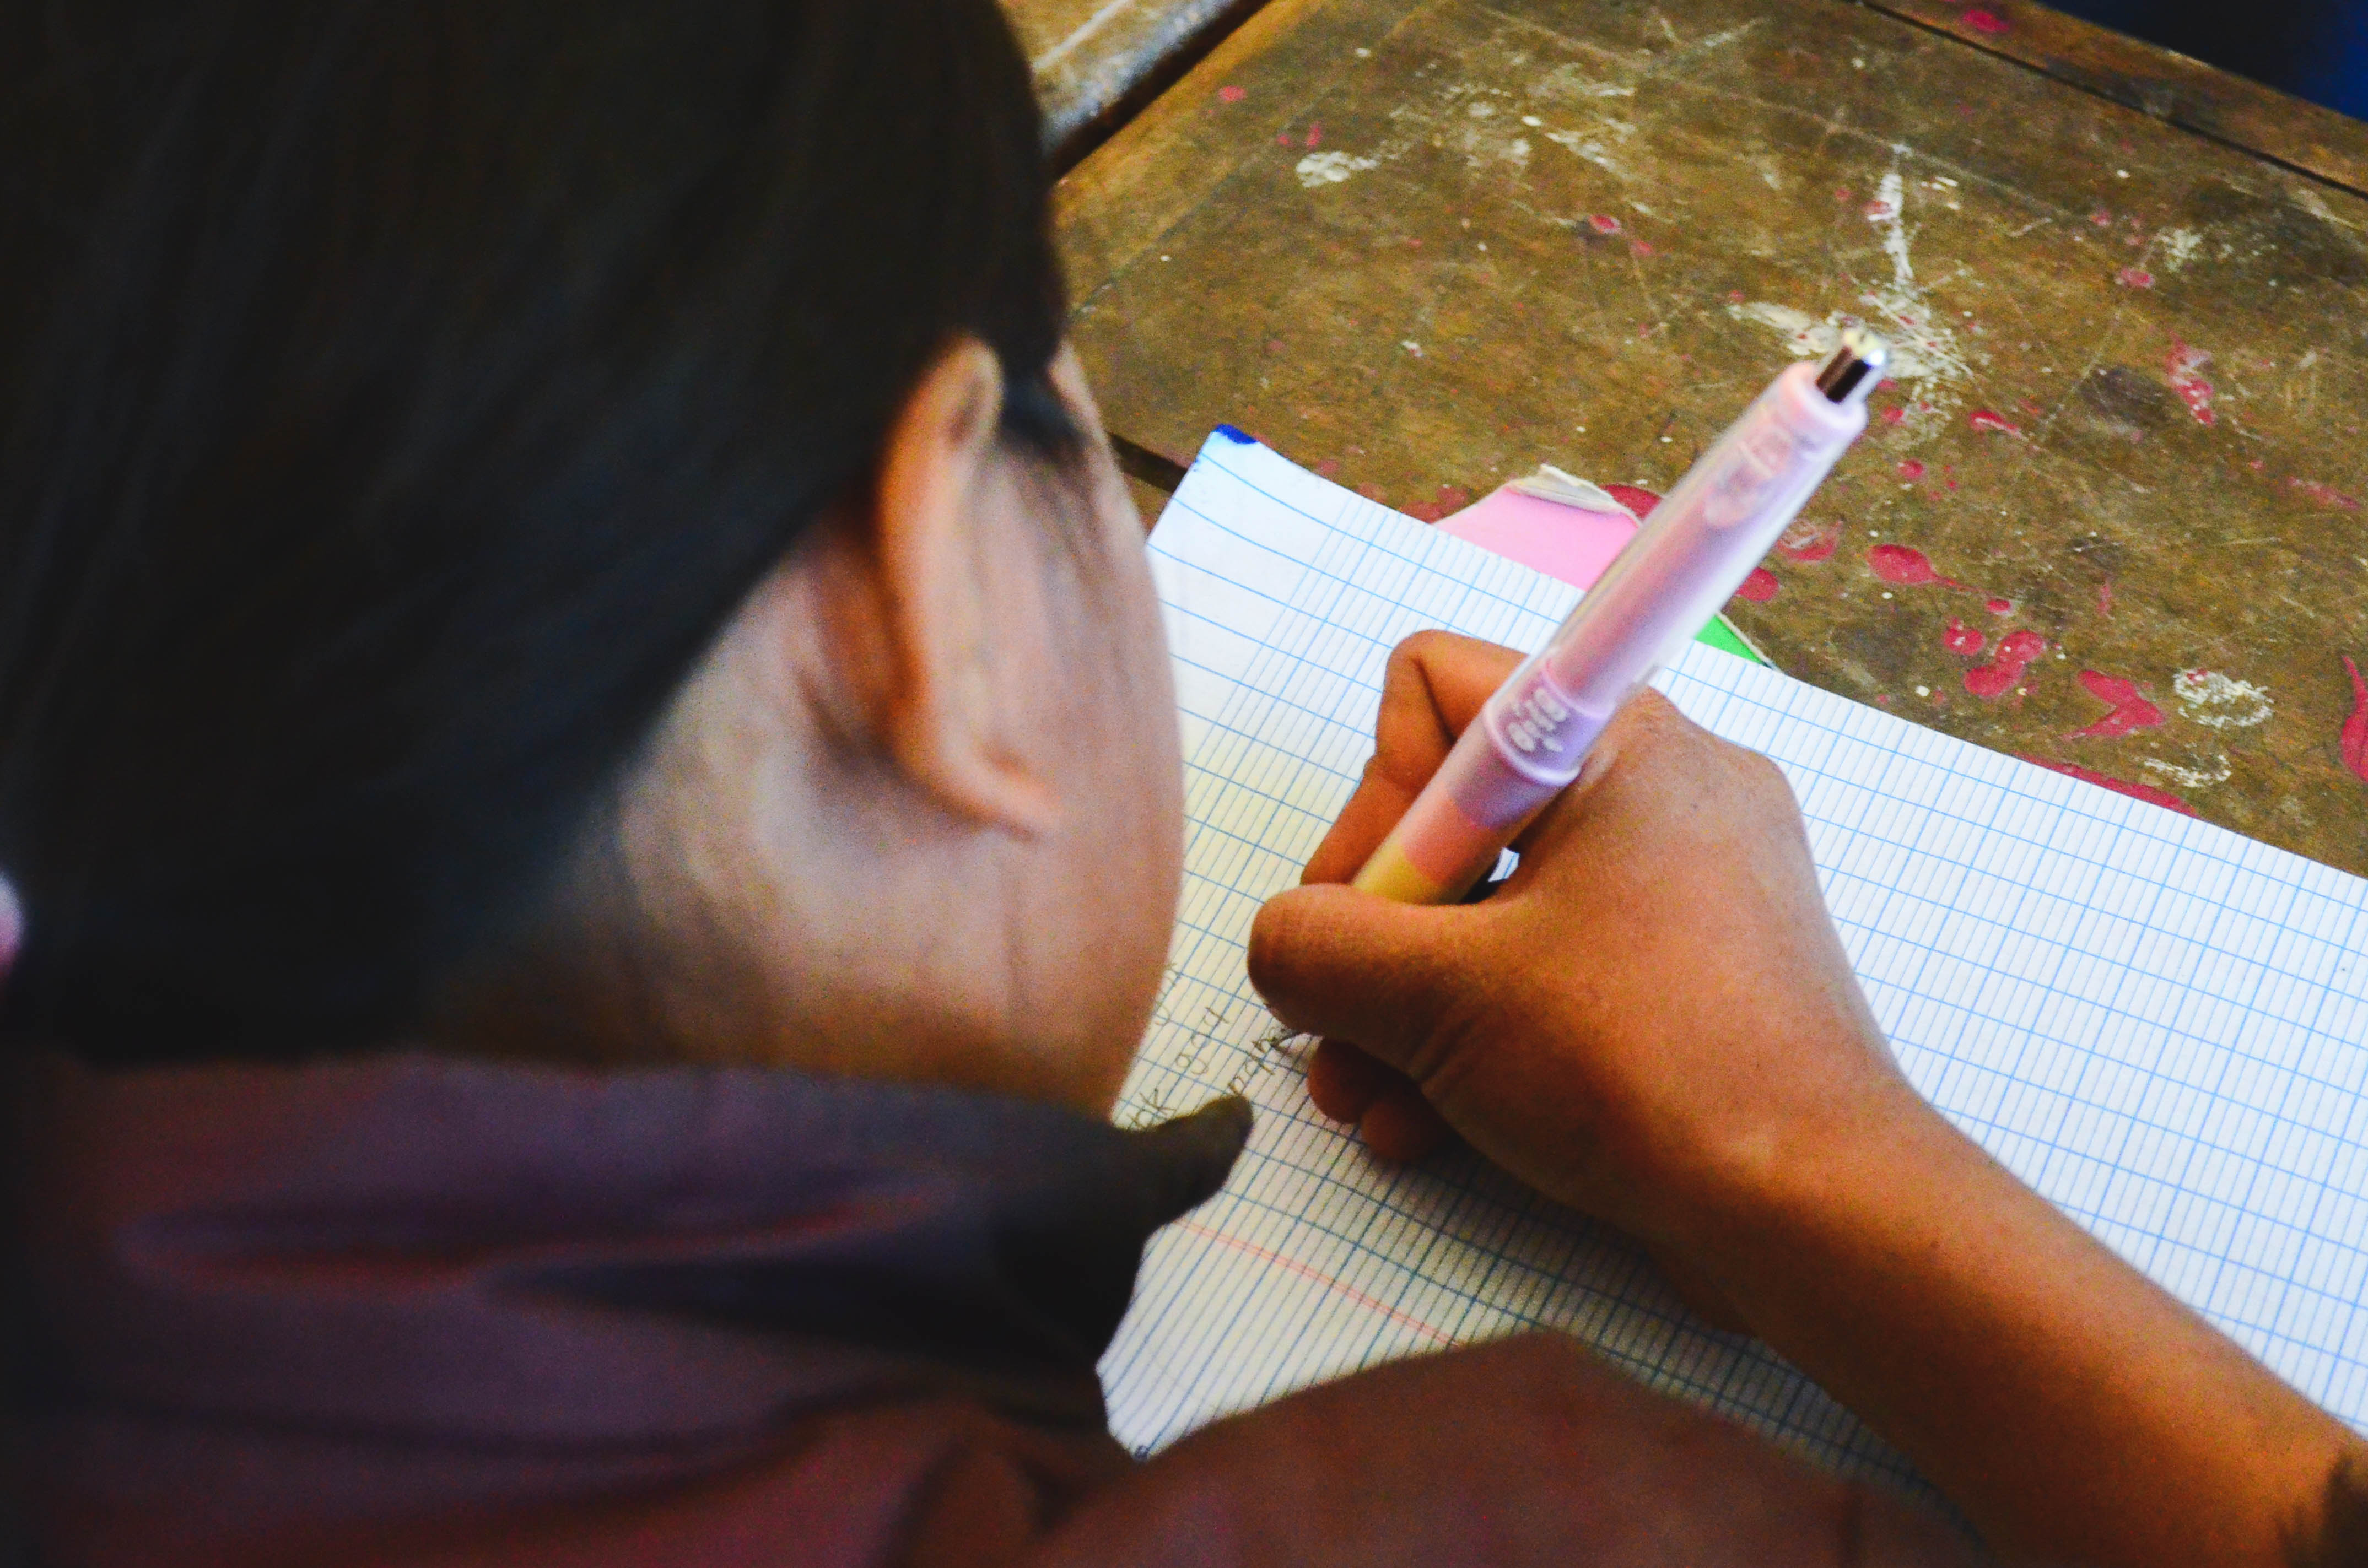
[{"xmin": 1247, "ymin": 883, "xmax": 1480, "ymax": 1074}]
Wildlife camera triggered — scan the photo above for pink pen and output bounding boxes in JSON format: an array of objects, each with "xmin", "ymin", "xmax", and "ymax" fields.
[{"xmin": 1353, "ymin": 328, "xmax": 1889, "ymax": 904}]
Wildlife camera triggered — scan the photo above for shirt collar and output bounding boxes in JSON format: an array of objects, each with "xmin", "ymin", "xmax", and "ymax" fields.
[{"xmin": 14, "ymin": 1049, "xmax": 1250, "ymax": 1443}]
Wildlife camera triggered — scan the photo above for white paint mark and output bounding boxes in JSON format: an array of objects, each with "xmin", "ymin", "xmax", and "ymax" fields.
[
  {"xmin": 1862, "ymin": 170, "xmax": 1901, "ymax": 223},
  {"xmin": 1727, "ymin": 302, "xmax": 1840, "ymax": 358},
  {"xmin": 1531, "ymin": 62, "xmax": 1636, "ymax": 102},
  {"xmin": 1544, "ymin": 128, "xmax": 1623, "ymax": 177},
  {"xmin": 1400, "ymin": 340, "xmax": 1422, "ymax": 355},
  {"xmin": 1522, "ymin": 115, "xmax": 1542, "ymax": 126},
  {"xmin": 1031, "ymin": 0, "xmax": 1143, "ymax": 71},
  {"xmin": 2156, "ymin": 227, "xmax": 2203, "ymax": 272},
  {"xmin": 1297, "ymin": 151, "xmax": 1378, "ymax": 187},
  {"xmin": 1468, "ymin": 101, "xmax": 1497, "ymax": 117},
  {"xmin": 2292, "ymin": 185, "xmax": 2361, "ymax": 231},
  {"xmin": 2172, "ymin": 670, "xmax": 2273, "ymax": 730},
  {"xmin": 2143, "ymin": 754, "xmax": 2232, "ymax": 788},
  {"xmin": 1854, "ymin": 159, "xmax": 1975, "ymax": 424},
  {"xmin": 1726, "ymin": 155, "xmax": 1973, "ymax": 433}
]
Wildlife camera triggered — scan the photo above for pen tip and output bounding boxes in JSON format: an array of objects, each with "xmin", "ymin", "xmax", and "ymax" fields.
[{"xmin": 1815, "ymin": 327, "xmax": 1890, "ymax": 405}]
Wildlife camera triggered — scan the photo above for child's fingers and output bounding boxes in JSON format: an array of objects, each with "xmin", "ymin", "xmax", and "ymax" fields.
[
  {"xmin": 1299, "ymin": 632, "xmax": 1525, "ymax": 886},
  {"xmin": 1357, "ymin": 1083, "xmax": 1453, "ymax": 1163},
  {"xmin": 1306, "ymin": 1037, "xmax": 1390, "ymax": 1122},
  {"xmin": 1308, "ymin": 1041, "xmax": 1453, "ymax": 1161},
  {"xmin": 1248, "ymin": 883, "xmax": 1471, "ymax": 1065},
  {"xmin": 1298, "ymin": 768, "xmax": 1421, "ymax": 886}
]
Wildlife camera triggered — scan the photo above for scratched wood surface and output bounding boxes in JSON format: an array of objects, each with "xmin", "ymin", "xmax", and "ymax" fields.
[{"xmin": 1059, "ymin": 0, "xmax": 2368, "ymax": 875}]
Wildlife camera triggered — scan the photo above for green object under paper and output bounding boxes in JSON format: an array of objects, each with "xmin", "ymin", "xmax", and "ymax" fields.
[{"xmin": 1698, "ymin": 614, "xmax": 1771, "ymax": 666}]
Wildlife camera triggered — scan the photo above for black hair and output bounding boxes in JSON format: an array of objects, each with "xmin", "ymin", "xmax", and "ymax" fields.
[{"xmin": 0, "ymin": 0, "xmax": 1077, "ymax": 1063}]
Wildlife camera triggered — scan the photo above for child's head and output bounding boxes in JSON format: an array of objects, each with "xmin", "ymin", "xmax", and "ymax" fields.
[{"xmin": 0, "ymin": 0, "xmax": 1182, "ymax": 1110}]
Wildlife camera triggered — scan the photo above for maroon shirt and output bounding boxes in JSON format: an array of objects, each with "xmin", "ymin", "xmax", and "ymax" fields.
[{"xmin": 9, "ymin": 1051, "xmax": 1981, "ymax": 1566}]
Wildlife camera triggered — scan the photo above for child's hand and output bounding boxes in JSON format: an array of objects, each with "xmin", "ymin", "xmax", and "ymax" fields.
[
  {"xmin": 1247, "ymin": 630, "xmax": 1921, "ymax": 1256},
  {"xmin": 1258, "ymin": 629, "xmax": 2368, "ymax": 1568}
]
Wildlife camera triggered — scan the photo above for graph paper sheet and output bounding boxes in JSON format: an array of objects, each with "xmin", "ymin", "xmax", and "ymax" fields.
[{"xmin": 1102, "ymin": 428, "xmax": 2368, "ymax": 1485}]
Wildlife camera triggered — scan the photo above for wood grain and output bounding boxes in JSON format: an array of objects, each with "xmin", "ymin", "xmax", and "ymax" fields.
[{"xmin": 1059, "ymin": 0, "xmax": 2368, "ymax": 873}]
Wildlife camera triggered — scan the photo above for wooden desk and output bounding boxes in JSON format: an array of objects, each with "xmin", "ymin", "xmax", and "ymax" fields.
[{"xmin": 1058, "ymin": 0, "xmax": 2368, "ymax": 875}]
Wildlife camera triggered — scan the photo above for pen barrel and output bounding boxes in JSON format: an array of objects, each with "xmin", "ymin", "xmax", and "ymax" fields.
[
  {"xmin": 1351, "ymin": 710, "xmax": 1608, "ymax": 904},
  {"xmin": 1352, "ymin": 359, "xmax": 1866, "ymax": 906},
  {"xmin": 1534, "ymin": 361, "xmax": 1861, "ymax": 717}
]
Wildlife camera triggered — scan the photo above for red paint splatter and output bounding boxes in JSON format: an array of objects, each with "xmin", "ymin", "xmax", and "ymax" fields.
[
  {"xmin": 1897, "ymin": 459, "xmax": 1927, "ymax": 479},
  {"xmin": 2090, "ymin": 209, "xmax": 2114, "ymax": 228},
  {"xmin": 2164, "ymin": 339, "xmax": 2216, "ymax": 425},
  {"xmin": 1734, "ymin": 567, "xmax": 1779, "ymax": 602},
  {"xmin": 1987, "ymin": 597, "xmax": 2014, "ymax": 615},
  {"xmin": 2097, "ymin": 581, "xmax": 2113, "ymax": 616},
  {"xmin": 2072, "ymin": 671, "xmax": 2164, "ymax": 737},
  {"xmin": 2290, "ymin": 478, "xmax": 2362, "ymax": 510},
  {"xmin": 1879, "ymin": 377, "xmax": 1898, "ymax": 391},
  {"xmin": 1277, "ymin": 132, "xmax": 1293, "ymax": 145},
  {"xmin": 2343, "ymin": 656, "xmax": 2368, "ymax": 783},
  {"xmin": 1313, "ymin": 457, "xmax": 1341, "ymax": 477},
  {"xmin": 2020, "ymin": 758, "xmax": 2198, "ymax": 816},
  {"xmin": 1968, "ymin": 408, "xmax": 2022, "ymax": 435},
  {"xmin": 1588, "ymin": 213, "xmax": 1622, "ymax": 234},
  {"xmin": 1217, "ymin": 84, "xmax": 1246, "ymax": 102},
  {"xmin": 1306, "ymin": 122, "xmax": 1323, "ymax": 147},
  {"xmin": 1943, "ymin": 618, "xmax": 1987, "ymax": 655},
  {"xmin": 1965, "ymin": 630, "xmax": 2047, "ymax": 698},
  {"xmin": 1404, "ymin": 483, "xmax": 1474, "ymax": 523},
  {"xmin": 1603, "ymin": 483, "xmax": 1662, "ymax": 518},
  {"xmin": 1727, "ymin": 289, "xmax": 1746, "ymax": 302},
  {"xmin": 1776, "ymin": 518, "xmax": 1839, "ymax": 562},
  {"xmin": 1881, "ymin": 405, "xmax": 1906, "ymax": 425},
  {"xmin": 1354, "ymin": 483, "xmax": 1390, "ymax": 505},
  {"xmin": 1630, "ymin": 240, "xmax": 1655, "ymax": 257},
  {"xmin": 1864, "ymin": 196, "xmax": 1898, "ymax": 220},
  {"xmin": 1868, "ymin": 544, "xmax": 1968, "ymax": 588},
  {"xmin": 1964, "ymin": 8, "xmax": 2009, "ymax": 31}
]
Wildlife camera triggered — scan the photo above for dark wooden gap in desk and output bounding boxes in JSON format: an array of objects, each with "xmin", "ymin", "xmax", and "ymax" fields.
[
  {"xmin": 1850, "ymin": 0, "xmax": 2368, "ymax": 201},
  {"xmin": 1109, "ymin": 430, "xmax": 1189, "ymax": 493},
  {"xmin": 1049, "ymin": 0, "xmax": 1279, "ymax": 175}
]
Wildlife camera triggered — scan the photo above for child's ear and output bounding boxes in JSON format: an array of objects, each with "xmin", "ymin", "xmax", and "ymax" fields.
[{"xmin": 826, "ymin": 336, "xmax": 1059, "ymax": 836}]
